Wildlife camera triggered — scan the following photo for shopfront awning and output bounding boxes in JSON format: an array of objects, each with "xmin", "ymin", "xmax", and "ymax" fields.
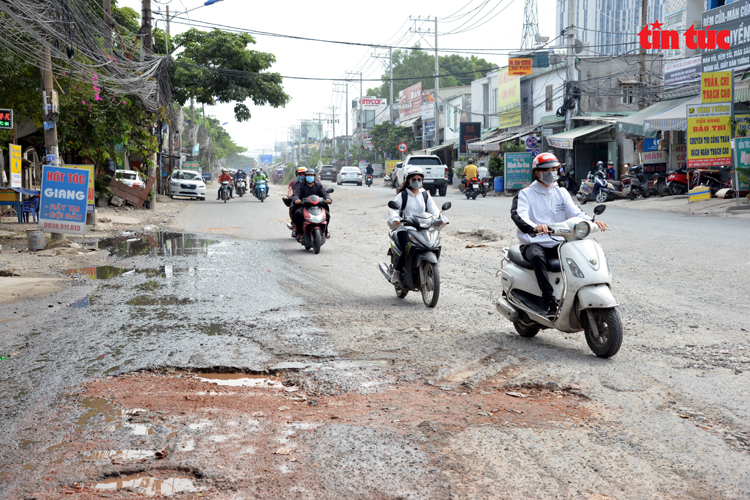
[
  {"xmin": 643, "ymin": 94, "xmax": 700, "ymax": 132},
  {"xmin": 615, "ymin": 95, "xmax": 695, "ymax": 136},
  {"xmin": 426, "ymin": 139, "xmax": 458, "ymax": 154},
  {"xmin": 467, "ymin": 131, "xmax": 509, "ymax": 151},
  {"xmin": 399, "ymin": 116, "xmax": 421, "ymax": 128},
  {"xmin": 545, "ymin": 124, "xmax": 612, "ymax": 150}
]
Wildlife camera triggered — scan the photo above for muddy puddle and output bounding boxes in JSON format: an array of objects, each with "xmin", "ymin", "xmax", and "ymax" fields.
[
  {"xmin": 98, "ymin": 231, "xmax": 218, "ymax": 258},
  {"xmin": 64, "ymin": 266, "xmax": 134, "ymax": 280},
  {"xmin": 194, "ymin": 373, "xmax": 284, "ymax": 388},
  {"xmin": 84, "ymin": 449, "xmax": 156, "ymax": 461},
  {"xmin": 76, "ymin": 397, "xmax": 153, "ymax": 435},
  {"xmin": 94, "ymin": 473, "xmax": 202, "ymax": 495}
]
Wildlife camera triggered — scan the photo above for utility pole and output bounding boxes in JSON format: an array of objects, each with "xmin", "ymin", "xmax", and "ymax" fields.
[
  {"xmin": 313, "ymin": 112, "xmax": 325, "ymax": 167},
  {"xmin": 326, "ymin": 105, "xmax": 339, "ymax": 160},
  {"xmin": 565, "ymin": 0, "xmax": 577, "ymax": 131},
  {"xmin": 166, "ymin": 5, "xmax": 174, "ymax": 174},
  {"xmin": 141, "ymin": 0, "xmax": 153, "ymax": 52},
  {"xmin": 40, "ymin": 45, "xmax": 63, "ymax": 238},
  {"xmin": 103, "ymin": 0, "xmax": 113, "ymax": 49},
  {"xmin": 410, "ymin": 16, "xmax": 441, "ymax": 147},
  {"xmin": 333, "ymin": 83, "xmax": 349, "ymax": 164},
  {"xmin": 346, "ymin": 71, "xmax": 362, "ymax": 150},
  {"xmin": 638, "ymin": 0, "xmax": 649, "ymax": 110},
  {"xmin": 371, "ymin": 50, "xmax": 394, "ymax": 123}
]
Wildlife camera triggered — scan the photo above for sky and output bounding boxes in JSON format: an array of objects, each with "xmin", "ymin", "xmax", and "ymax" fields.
[{"xmin": 121, "ymin": 0, "xmax": 558, "ymax": 159}]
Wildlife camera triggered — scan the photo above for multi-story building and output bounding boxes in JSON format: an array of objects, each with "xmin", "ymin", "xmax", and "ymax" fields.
[{"xmin": 556, "ymin": 0, "xmax": 666, "ymax": 56}]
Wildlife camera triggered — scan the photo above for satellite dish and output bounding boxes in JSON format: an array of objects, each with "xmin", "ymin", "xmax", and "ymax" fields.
[{"xmin": 574, "ymin": 39, "xmax": 583, "ymax": 54}]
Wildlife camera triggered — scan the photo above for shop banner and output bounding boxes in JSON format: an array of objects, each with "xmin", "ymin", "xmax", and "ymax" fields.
[
  {"xmin": 66, "ymin": 165, "xmax": 95, "ymax": 213},
  {"xmin": 39, "ymin": 166, "xmax": 89, "ymax": 235},
  {"xmin": 424, "ymin": 120, "xmax": 435, "ymax": 139},
  {"xmin": 385, "ymin": 160, "xmax": 399, "ymax": 175},
  {"xmin": 702, "ymin": 0, "xmax": 750, "ymax": 72},
  {"xmin": 735, "ymin": 114, "xmax": 750, "ymax": 134},
  {"xmin": 183, "ymin": 161, "xmax": 200, "ymax": 172},
  {"xmin": 664, "ymin": 57, "xmax": 701, "ymax": 86},
  {"xmin": 459, "ymin": 122, "xmax": 481, "ymax": 154},
  {"xmin": 701, "ymin": 71, "xmax": 733, "ymax": 104},
  {"xmin": 0, "ymin": 108, "xmax": 13, "ymax": 129},
  {"xmin": 9, "ymin": 144, "xmax": 21, "ymax": 188},
  {"xmin": 733, "ymin": 137, "xmax": 750, "ymax": 191},
  {"xmin": 398, "ymin": 82, "xmax": 423, "ymax": 121},
  {"xmin": 641, "ymin": 151, "xmax": 665, "ymax": 164},
  {"xmin": 508, "ymin": 58, "xmax": 533, "ymax": 76},
  {"xmin": 498, "ymin": 68, "xmax": 521, "ymax": 129},
  {"xmin": 643, "ymin": 138, "xmax": 661, "ymax": 151},
  {"xmin": 670, "ymin": 144, "xmax": 687, "ymax": 170},
  {"xmin": 686, "ymin": 102, "xmax": 732, "ymax": 168},
  {"xmin": 505, "ymin": 152, "xmax": 533, "ymax": 190}
]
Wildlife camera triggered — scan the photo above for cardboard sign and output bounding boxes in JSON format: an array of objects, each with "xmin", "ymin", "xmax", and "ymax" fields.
[
  {"xmin": 39, "ymin": 166, "xmax": 89, "ymax": 235},
  {"xmin": 9, "ymin": 144, "xmax": 21, "ymax": 188},
  {"xmin": 686, "ymin": 102, "xmax": 731, "ymax": 168}
]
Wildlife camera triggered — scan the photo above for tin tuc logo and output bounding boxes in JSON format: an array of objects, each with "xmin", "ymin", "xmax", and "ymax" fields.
[{"xmin": 639, "ymin": 21, "xmax": 730, "ymax": 50}]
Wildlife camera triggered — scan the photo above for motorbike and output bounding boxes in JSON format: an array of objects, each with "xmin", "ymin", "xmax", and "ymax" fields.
[
  {"xmin": 465, "ymin": 177, "xmax": 481, "ymax": 200},
  {"xmin": 218, "ymin": 181, "xmax": 231, "ymax": 203},
  {"xmin": 378, "ymin": 201, "xmax": 452, "ymax": 308},
  {"xmin": 620, "ymin": 165, "xmax": 650, "ymax": 200},
  {"xmin": 496, "ymin": 204, "xmax": 622, "ymax": 358},
  {"xmin": 254, "ymin": 179, "xmax": 269, "ymax": 202},
  {"xmin": 577, "ymin": 173, "xmax": 612, "ymax": 204},
  {"xmin": 651, "ymin": 172, "xmax": 669, "ymax": 196},
  {"xmin": 479, "ymin": 177, "xmax": 491, "ymax": 197},
  {"xmin": 297, "ymin": 189, "xmax": 333, "ymax": 254},
  {"xmin": 666, "ymin": 167, "xmax": 690, "ymax": 195},
  {"xmin": 366, "ymin": 173, "xmax": 373, "ymax": 187},
  {"xmin": 235, "ymin": 178, "xmax": 247, "ymax": 197}
]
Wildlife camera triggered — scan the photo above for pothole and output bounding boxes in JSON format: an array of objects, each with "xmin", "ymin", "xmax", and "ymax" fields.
[
  {"xmin": 76, "ymin": 397, "xmax": 153, "ymax": 435},
  {"xmin": 194, "ymin": 373, "xmax": 284, "ymax": 388},
  {"xmin": 64, "ymin": 266, "xmax": 133, "ymax": 280},
  {"xmin": 98, "ymin": 231, "xmax": 219, "ymax": 258},
  {"xmin": 93, "ymin": 473, "xmax": 202, "ymax": 496}
]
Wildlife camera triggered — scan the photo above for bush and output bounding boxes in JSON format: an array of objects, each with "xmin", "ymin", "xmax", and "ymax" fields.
[{"xmin": 488, "ymin": 156, "xmax": 503, "ymax": 177}]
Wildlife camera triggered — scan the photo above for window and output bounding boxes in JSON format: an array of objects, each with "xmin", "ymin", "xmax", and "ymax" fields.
[
  {"xmin": 408, "ymin": 158, "xmax": 441, "ymax": 166},
  {"xmin": 545, "ymin": 85, "xmax": 553, "ymax": 111},
  {"xmin": 666, "ymin": 13, "xmax": 683, "ymax": 58},
  {"xmin": 621, "ymin": 84, "xmax": 636, "ymax": 105}
]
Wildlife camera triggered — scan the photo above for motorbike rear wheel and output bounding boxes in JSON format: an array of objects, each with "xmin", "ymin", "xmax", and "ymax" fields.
[
  {"xmin": 641, "ymin": 188, "xmax": 650, "ymax": 198},
  {"xmin": 581, "ymin": 308, "xmax": 623, "ymax": 358},
  {"xmin": 595, "ymin": 190, "xmax": 608, "ymax": 203},
  {"xmin": 657, "ymin": 182, "xmax": 669, "ymax": 196},
  {"xmin": 419, "ymin": 261, "xmax": 440, "ymax": 308},
  {"xmin": 669, "ymin": 183, "xmax": 684, "ymax": 196},
  {"xmin": 312, "ymin": 228, "xmax": 322, "ymax": 254}
]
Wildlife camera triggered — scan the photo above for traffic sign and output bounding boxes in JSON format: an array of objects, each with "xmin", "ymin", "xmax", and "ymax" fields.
[
  {"xmin": 525, "ymin": 136, "xmax": 538, "ymax": 149},
  {"xmin": 398, "ymin": 142, "xmax": 408, "ymax": 153}
]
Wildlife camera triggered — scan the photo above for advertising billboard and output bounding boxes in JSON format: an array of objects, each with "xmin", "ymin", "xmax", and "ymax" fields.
[
  {"xmin": 498, "ymin": 68, "xmax": 521, "ymax": 129},
  {"xmin": 39, "ymin": 166, "xmax": 89, "ymax": 235},
  {"xmin": 459, "ymin": 122, "xmax": 481, "ymax": 154},
  {"xmin": 508, "ymin": 58, "xmax": 533, "ymax": 76},
  {"xmin": 701, "ymin": 0, "xmax": 750, "ymax": 72},
  {"xmin": 398, "ymin": 82, "xmax": 423, "ymax": 121},
  {"xmin": 664, "ymin": 57, "xmax": 701, "ymax": 86},
  {"xmin": 686, "ymin": 102, "xmax": 732, "ymax": 168},
  {"xmin": 505, "ymin": 152, "xmax": 533, "ymax": 190}
]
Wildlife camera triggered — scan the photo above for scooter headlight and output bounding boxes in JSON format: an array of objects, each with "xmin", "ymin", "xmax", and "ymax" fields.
[{"xmin": 574, "ymin": 221, "xmax": 591, "ymax": 239}]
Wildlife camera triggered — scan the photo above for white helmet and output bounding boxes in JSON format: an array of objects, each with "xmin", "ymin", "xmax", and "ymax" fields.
[
  {"xmin": 221, "ymin": 168, "xmax": 227, "ymax": 172},
  {"xmin": 404, "ymin": 166, "xmax": 424, "ymax": 180}
]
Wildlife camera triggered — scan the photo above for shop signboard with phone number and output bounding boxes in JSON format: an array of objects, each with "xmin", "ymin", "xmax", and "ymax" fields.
[
  {"xmin": 686, "ymin": 102, "xmax": 732, "ymax": 168},
  {"xmin": 39, "ymin": 166, "xmax": 89, "ymax": 235},
  {"xmin": 504, "ymin": 152, "xmax": 533, "ymax": 190}
]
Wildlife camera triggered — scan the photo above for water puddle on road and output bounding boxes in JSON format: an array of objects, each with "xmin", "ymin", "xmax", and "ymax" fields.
[
  {"xmin": 76, "ymin": 397, "xmax": 153, "ymax": 435},
  {"xmin": 84, "ymin": 450, "xmax": 156, "ymax": 461},
  {"xmin": 194, "ymin": 373, "xmax": 284, "ymax": 388},
  {"xmin": 64, "ymin": 266, "xmax": 133, "ymax": 280},
  {"xmin": 94, "ymin": 474, "xmax": 201, "ymax": 496},
  {"xmin": 98, "ymin": 231, "xmax": 219, "ymax": 258}
]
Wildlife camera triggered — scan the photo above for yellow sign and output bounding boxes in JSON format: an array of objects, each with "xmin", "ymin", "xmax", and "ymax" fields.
[
  {"xmin": 9, "ymin": 144, "xmax": 21, "ymax": 188},
  {"xmin": 701, "ymin": 71, "xmax": 732, "ymax": 103},
  {"xmin": 688, "ymin": 185, "xmax": 711, "ymax": 203},
  {"xmin": 735, "ymin": 114, "xmax": 750, "ymax": 133},
  {"xmin": 67, "ymin": 165, "xmax": 95, "ymax": 207},
  {"xmin": 385, "ymin": 160, "xmax": 399, "ymax": 175},
  {"xmin": 686, "ymin": 103, "xmax": 731, "ymax": 168},
  {"xmin": 508, "ymin": 58, "xmax": 533, "ymax": 76},
  {"xmin": 498, "ymin": 68, "xmax": 521, "ymax": 129}
]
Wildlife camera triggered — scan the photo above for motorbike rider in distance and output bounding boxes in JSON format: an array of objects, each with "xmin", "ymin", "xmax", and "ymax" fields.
[
  {"xmin": 511, "ymin": 153, "xmax": 609, "ymax": 317},
  {"xmin": 478, "ymin": 161, "xmax": 489, "ymax": 180},
  {"xmin": 387, "ymin": 166, "xmax": 444, "ymax": 286},
  {"xmin": 217, "ymin": 168, "xmax": 233, "ymax": 199},
  {"xmin": 461, "ymin": 158, "xmax": 478, "ymax": 191},
  {"xmin": 291, "ymin": 170, "xmax": 332, "ymax": 240},
  {"xmin": 287, "ymin": 167, "xmax": 308, "ymax": 237}
]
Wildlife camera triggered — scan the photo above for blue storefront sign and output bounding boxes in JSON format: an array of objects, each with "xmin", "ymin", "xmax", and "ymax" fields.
[
  {"xmin": 424, "ymin": 120, "xmax": 435, "ymax": 139},
  {"xmin": 643, "ymin": 138, "xmax": 661, "ymax": 152},
  {"xmin": 39, "ymin": 166, "xmax": 90, "ymax": 235}
]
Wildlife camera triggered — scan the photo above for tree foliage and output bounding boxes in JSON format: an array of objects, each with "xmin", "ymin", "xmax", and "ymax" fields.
[
  {"xmin": 369, "ymin": 123, "xmax": 418, "ymax": 159},
  {"xmin": 171, "ymin": 29, "xmax": 290, "ymax": 122},
  {"xmin": 367, "ymin": 47, "xmax": 496, "ymax": 98}
]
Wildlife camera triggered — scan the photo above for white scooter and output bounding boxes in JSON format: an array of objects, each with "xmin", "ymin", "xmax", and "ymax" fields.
[{"xmin": 495, "ymin": 205, "xmax": 622, "ymax": 358}]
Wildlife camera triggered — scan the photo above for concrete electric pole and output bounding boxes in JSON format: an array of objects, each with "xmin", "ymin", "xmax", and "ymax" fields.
[
  {"xmin": 333, "ymin": 82, "xmax": 350, "ymax": 163},
  {"xmin": 371, "ymin": 49, "xmax": 394, "ymax": 123},
  {"xmin": 410, "ymin": 16, "xmax": 441, "ymax": 147},
  {"xmin": 639, "ymin": 0, "xmax": 649, "ymax": 110},
  {"xmin": 346, "ymin": 71, "xmax": 363, "ymax": 149}
]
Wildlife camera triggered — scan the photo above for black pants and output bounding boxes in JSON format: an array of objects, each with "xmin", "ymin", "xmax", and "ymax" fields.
[
  {"xmin": 293, "ymin": 206, "xmax": 330, "ymax": 234},
  {"xmin": 522, "ymin": 244, "xmax": 559, "ymax": 302},
  {"xmin": 394, "ymin": 231, "xmax": 410, "ymax": 272},
  {"xmin": 218, "ymin": 185, "xmax": 232, "ymax": 198}
]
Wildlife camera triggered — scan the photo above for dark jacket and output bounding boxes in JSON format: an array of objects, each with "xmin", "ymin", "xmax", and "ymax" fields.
[{"xmin": 291, "ymin": 180, "xmax": 330, "ymax": 203}]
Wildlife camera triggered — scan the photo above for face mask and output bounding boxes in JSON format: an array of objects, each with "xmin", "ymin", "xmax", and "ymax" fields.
[
  {"xmin": 297, "ymin": 175, "xmax": 305, "ymax": 181},
  {"xmin": 306, "ymin": 176, "xmax": 315, "ymax": 183},
  {"xmin": 410, "ymin": 180, "xmax": 423, "ymax": 190},
  {"xmin": 540, "ymin": 171, "xmax": 558, "ymax": 185}
]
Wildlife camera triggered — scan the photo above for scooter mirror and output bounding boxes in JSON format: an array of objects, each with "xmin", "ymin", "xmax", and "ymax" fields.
[
  {"xmin": 441, "ymin": 202, "xmax": 452, "ymax": 211},
  {"xmin": 326, "ymin": 188, "xmax": 334, "ymax": 193},
  {"xmin": 388, "ymin": 201, "xmax": 400, "ymax": 210},
  {"xmin": 594, "ymin": 204, "xmax": 606, "ymax": 215}
]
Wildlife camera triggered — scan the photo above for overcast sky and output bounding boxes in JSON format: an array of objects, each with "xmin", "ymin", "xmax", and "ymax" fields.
[{"xmin": 121, "ymin": 0, "xmax": 558, "ymax": 158}]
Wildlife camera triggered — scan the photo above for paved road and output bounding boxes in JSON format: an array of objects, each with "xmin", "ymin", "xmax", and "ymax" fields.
[{"xmin": 2, "ymin": 180, "xmax": 749, "ymax": 499}]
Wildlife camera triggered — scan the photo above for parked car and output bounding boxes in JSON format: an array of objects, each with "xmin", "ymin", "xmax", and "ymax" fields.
[
  {"xmin": 320, "ymin": 165, "xmax": 337, "ymax": 181},
  {"xmin": 115, "ymin": 169, "xmax": 147, "ymax": 189},
  {"xmin": 396, "ymin": 155, "xmax": 449, "ymax": 196},
  {"xmin": 337, "ymin": 166, "xmax": 363, "ymax": 186},
  {"xmin": 202, "ymin": 172, "xmax": 211, "ymax": 182},
  {"xmin": 168, "ymin": 169, "xmax": 206, "ymax": 200}
]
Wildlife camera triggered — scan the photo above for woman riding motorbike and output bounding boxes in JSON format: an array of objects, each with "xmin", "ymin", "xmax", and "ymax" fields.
[{"xmin": 386, "ymin": 166, "xmax": 444, "ymax": 286}]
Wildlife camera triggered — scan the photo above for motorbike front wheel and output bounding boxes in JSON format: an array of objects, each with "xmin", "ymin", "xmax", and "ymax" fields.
[
  {"xmin": 312, "ymin": 227, "xmax": 322, "ymax": 254},
  {"xmin": 595, "ymin": 190, "xmax": 608, "ymax": 203},
  {"xmin": 657, "ymin": 182, "xmax": 669, "ymax": 196},
  {"xmin": 419, "ymin": 261, "xmax": 440, "ymax": 308},
  {"xmin": 259, "ymin": 191, "xmax": 266, "ymax": 202},
  {"xmin": 581, "ymin": 308, "xmax": 623, "ymax": 358}
]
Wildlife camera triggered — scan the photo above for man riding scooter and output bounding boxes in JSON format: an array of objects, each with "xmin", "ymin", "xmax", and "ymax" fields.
[
  {"xmin": 461, "ymin": 158, "xmax": 478, "ymax": 191},
  {"xmin": 511, "ymin": 153, "xmax": 609, "ymax": 317},
  {"xmin": 291, "ymin": 170, "xmax": 332, "ymax": 240},
  {"xmin": 217, "ymin": 168, "xmax": 233, "ymax": 199}
]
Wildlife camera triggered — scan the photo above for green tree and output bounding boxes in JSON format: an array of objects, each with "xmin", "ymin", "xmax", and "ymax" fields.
[
  {"xmin": 367, "ymin": 47, "xmax": 496, "ymax": 98},
  {"xmin": 171, "ymin": 29, "xmax": 291, "ymax": 122},
  {"xmin": 369, "ymin": 123, "xmax": 417, "ymax": 159}
]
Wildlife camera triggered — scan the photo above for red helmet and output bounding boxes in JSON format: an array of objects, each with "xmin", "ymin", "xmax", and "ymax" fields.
[{"xmin": 532, "ymin": 152, "xmax": 560, "ymax": 172}]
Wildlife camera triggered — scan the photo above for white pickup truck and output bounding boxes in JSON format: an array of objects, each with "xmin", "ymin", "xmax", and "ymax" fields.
[{"xmin": 395, "ymin": 154, "xmax": 449, "ymax": 196}]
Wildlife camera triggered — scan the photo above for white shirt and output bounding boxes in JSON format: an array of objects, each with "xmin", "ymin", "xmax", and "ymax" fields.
[
  {"xmin": 478, "ymin": 166, "xmax": 489, "ymax": 179},
  {"xmin": 387, "ymin": 188, "xmax": 442, "ymax": 231},
  {"xmin": 516, "ymin": 181, "xmax": 591, "ymax": 248}
]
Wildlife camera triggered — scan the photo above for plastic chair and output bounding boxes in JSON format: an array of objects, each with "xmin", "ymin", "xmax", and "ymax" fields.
[{"xmin": 21, "ymin": 197, "xmax": 39, "ymax": 223}]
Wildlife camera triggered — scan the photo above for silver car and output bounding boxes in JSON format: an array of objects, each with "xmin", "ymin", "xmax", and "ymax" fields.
[
  {"xmin": 168, "ymin": 169, "xmax": 206, "ymax": 200},
  {"xmin": 336, "ymin": 166, "xmax": 363, "ymax": 186}
]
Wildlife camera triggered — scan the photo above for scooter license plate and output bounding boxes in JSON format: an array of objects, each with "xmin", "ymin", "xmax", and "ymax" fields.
[{"xmin": 472, "ymin": 184, "xmax": 478, "ymax": 189}]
